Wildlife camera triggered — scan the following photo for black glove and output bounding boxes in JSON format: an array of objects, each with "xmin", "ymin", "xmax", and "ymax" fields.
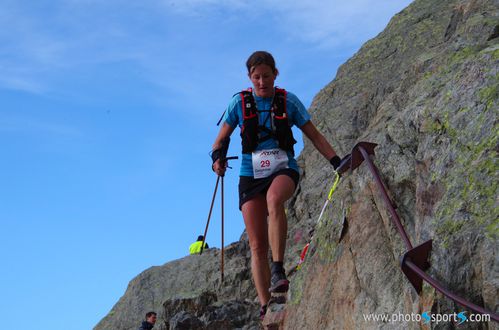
[
  {"xmin": 211, "ymin": 149, "xmax": 221, "ymax": 164},
  {"xmin": 330, "ymin": 154, "xmax": 351, "ymax": 172},
  {"xmin": 211, "ymin": 137, "xmax": 230, "ymax": 164},
  {"xmin": 329, "ymin": 155, "xmax": 341, "ymax": 170}
]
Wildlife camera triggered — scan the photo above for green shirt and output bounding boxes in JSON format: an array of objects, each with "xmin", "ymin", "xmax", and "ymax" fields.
[{"xmin": 189, "ymin": 241, "xmax": 208, "ymax": 254}]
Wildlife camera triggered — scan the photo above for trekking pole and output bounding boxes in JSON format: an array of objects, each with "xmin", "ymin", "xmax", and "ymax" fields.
[
  {"xmin": 218, "ymin": 156, "xmax": 237, "ymax": 282},
  {"xmin": 206, "ymin": 136, "xmax": 237, "ymax": 282},
  {"xmin": 200, "ymin": 176, "xmax": 220, "ymax": 255},
  {"xmin": 219, "ymin": 155, "xmax": 237, "ymax": 284},
  {"xmin": 221, "ymin": 175, "xmax": 224, "ymax": 283},
  {"xmin": 202, "ymin": 137, "xmax": 232, "ymax": 255}
]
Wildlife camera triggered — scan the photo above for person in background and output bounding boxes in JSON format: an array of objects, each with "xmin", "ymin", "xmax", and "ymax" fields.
[
  {"xmin": 138, "ymin": 311, "xmax": 157, "ymax": 330},
  {"xmin": 211, "ymin": 51, "xmax": 344, "ymax": 320},
  {"xmin": 189, "ymin": 235, "xmax": 209, "ymax": 254}
]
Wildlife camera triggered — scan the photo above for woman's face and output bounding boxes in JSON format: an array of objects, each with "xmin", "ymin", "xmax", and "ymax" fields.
[{"xmin": 248, "ymin": 64, "xmax": 277, "ymax": 98}]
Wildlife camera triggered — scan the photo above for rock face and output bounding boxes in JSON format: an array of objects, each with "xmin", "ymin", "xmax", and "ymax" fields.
[
  {"xmin": 285, "ymin": 0, "xmax": 498, "ymax": 328},
  {"xmin": 95, "ymin": 0, "xmax": 498, "ymax": 329}
]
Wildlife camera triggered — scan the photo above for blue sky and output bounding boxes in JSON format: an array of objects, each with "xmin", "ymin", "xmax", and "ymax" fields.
[{"xmin": 0, "ymin": 1, "xmax": 413, "ymax": 329}]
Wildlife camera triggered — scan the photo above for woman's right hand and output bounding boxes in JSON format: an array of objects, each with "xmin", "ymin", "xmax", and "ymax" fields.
[
  {"xmin": 212, "ymin": 159, "xmax": 227, "ymax": 177},
  {"xmin": 211, "ymin": 123, "xmax": 235, "ymax": 177}
]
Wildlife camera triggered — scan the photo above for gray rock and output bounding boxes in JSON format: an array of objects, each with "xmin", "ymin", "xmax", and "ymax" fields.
[
  {"xmin": 169, "ymin": 312, "xmax": 203, "ymax": 330},
  {"xmin": 285, "ymin": 0, "xmax": 498, "ymax": 329},
  {"xmin": 94, "ymin": 240, "xmax": 257, "ymax": 330}
]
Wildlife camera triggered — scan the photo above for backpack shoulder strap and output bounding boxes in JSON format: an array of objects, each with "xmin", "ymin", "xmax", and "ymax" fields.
[
  {"xmin": 240, "ymin": 88, "xmax": 257, "ymax": 119},
  {"xmin": 216, "ymin": 88, "xmax": 254, "ymax": 126},
  {"xmin": 272, "ymin": 87, "xmax": 287, "ymax": 117}
]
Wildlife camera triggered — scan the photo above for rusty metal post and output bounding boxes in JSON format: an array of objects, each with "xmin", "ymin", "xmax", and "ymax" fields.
[
  {"xmin": 358, "ymin": 146, "xmax": 413, "ymax": 250},
  {"xmin": 354, "ymin": 142, "xmax": 498, "ymax": 322},
  {"xmin": 400, "ymin": 240, "xmax": 432, "ymax": 293},
  {"xmin": 405, "ymin": 259, "xmax": 499, "ymax": 322}
]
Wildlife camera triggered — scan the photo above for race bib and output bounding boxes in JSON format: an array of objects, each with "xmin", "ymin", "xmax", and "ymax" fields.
[{"xmin": 252, "ymin": 148, "xmax": 289, "ymax": 179}]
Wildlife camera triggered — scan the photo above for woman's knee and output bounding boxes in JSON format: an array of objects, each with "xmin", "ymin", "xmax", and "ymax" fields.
[
  {"xmin": 266, "ymin": 176, "xmax": 294, "ymax": 208},
  {"xmin": 266, "ymin": 190, "xmax": 283, "ymax": 209},
  {"xmin": 266, "ymin": 191, "xmax": 288, "ymax": 219}
]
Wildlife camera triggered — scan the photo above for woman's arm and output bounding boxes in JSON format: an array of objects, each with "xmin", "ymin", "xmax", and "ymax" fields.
[
  {"xmin": 212, "ymin": 123, "xmax": 235, "ymax": 176},
  {"xmin": 300, "ymin": 121, "xmax": 338, "ymax": 160}
]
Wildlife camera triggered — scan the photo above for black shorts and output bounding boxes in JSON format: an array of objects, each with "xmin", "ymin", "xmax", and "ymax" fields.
[{"xmin": 238, "ymin": 168, "xmax": 300, "ymax": 210}]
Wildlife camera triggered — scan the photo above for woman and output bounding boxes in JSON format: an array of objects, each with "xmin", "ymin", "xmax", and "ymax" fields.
[{"xmin": 211, "ymin": 51, "xmax": 343, "ymax": 319}]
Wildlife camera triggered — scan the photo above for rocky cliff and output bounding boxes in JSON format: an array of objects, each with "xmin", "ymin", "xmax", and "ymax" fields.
[
  {"xmin": 94, "ymin": 237, "xmax": 262, "ymax": 330},
  {"xmin": 95, "ymin": 0, "xmax": 498, "ymax": 329}
]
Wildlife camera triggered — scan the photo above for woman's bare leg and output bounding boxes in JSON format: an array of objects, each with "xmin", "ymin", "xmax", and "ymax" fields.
[
  {"xmin": 242, "ymin": 195, "xmax": 271, "ymax": 306},
  {"xmin": 266, "ymin": 175, "xmax": 296, "ymax": 263}
]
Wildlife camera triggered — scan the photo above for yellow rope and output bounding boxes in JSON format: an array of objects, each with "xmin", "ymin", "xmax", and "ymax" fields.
[
  {"xmin": 295, "ymin": 171, "xmax": 341, "ymax": 272},
  {"xmin": 316, "ymin": 171, "xmax": 341, "ymax": 225},
  {"xmin": 327, "ymin": 170, "xmax": 340, "ymax": 201}
]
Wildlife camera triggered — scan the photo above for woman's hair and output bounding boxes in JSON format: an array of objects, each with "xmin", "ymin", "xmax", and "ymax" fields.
[{"xmin": 246, "ymin": 51, "xmax": 277, "ymax": 75}]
